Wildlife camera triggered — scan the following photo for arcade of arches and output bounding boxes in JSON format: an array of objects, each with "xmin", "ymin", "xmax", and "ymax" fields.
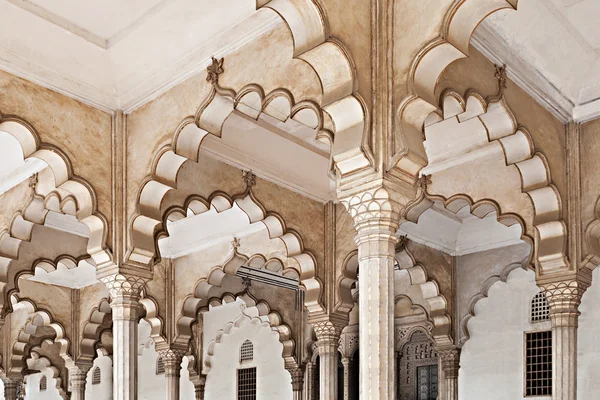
[{"xmin": 0, "ymin": 1, "xmax": 599, "ymax": 399}]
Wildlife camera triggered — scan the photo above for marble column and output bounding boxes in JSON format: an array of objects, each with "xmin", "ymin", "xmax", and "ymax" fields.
[
  {"xmin": 159, "ymin": 349, "xmax": 185, "ymax": 400},
  {"xmin": 291, "ymin": 367, "xmax": 305, "ymax": 400},
  {"xmin": 305, "ymin": 361, "xmax": 315, "ymax": 400},
  {"xmin": 69, "ymin": 366, "xmax": 90, "ymax": 400},
  {"xmin": 102, "ymin": 274, "xmax": 147, "ymax": 400},
  {"xmin": 4, "ymin": 380, "xmax": 19, "ymax": 400},
  {"xmin": 343, "ymin": 188, "xmax": 401, "ymax": 400},
  {"xmin": 313, "ymin": 321, "xmax": 343, "ymax": 400},
  {"xmin": 341, "ymin": 357, "xmax": 350, "ymax": 400},
  {"xmin": 540, "ymin": 277, "xmax": 589, "ymax": 400},
  {"xmin": 437, "ymin": 347, "xmax": 460, "ymax": 400},
  {"xmin": 193, "ymin": 376, "xmax": 206, "ymax": 400}
]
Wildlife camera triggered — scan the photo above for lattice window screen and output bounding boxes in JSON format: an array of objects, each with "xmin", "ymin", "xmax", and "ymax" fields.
[
  {"xmin": 525, "ymin": 330, "xmax": 552, "ymax": 396},
  {"xmin": 40, "ymin": 375, "xmax": 47, "ymax": 392},
  {"xmin": 240, "ymin": 339, "xmax": 254, "ymax": 362},
  {"xmin": 156, "ymin": 357, "xmax": 165, "ymax": 375},
  {"xmin": 530, "ymin": 292, "xmax": 550, "ymax": 322},
  {"xmin": 92, "ymin": 366, "xmax": 101, "ymax": 385},
  {"xmin": 237, "ymin": 367, "xmax": 257, "ymax": 400}
]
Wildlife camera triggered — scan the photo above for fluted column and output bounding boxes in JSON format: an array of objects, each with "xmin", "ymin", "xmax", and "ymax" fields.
[
  {"xmin": 69, "ymin": 366, "xmax": 91, "ymax": 400},
  {"xmin": 305, "ymin": 361, "xmax": 315, "ymax": 400},
  {"xmin": 540, "ymin": 277, "xmax": 589, "ymax": 400},
  {"xmin": 4, "ymin": 380, "xmax": 19, "ymax": 400},
  {"xmin": 341, "ymin": 357, "xmax": 350, "ymax": 400},
  {"xmin": 313, "ymin": 321, "xmax": 343, "ymax": 400},
  {"xmin": 193, "ymin": 376, "xmax": 206, "ymax": 400},
  {"xmin": 102, "ymin": 274, "xmax": 147, "ymax": 400},
  {"xmin": 291, "ymin": 367, "xmax": 305, "ymax": 400},
  {"xmin": 159, "ymin": 349, "xmax": 185, "ymax": 400},
  {"xmin": 438, "ymin": 347, "xmax": 460, "ymax": 400},
  {"xmin": 342, "ymin": 188, "xmax": 403, "ymax": 400}
]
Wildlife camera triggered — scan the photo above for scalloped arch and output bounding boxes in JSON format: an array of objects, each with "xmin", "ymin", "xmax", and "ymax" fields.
[
  {"xmin": 585, "ymin": 197, "xmax": 600, "ymax": 269},
  {"xmin": 394, "ymin": 0, "xmax": 519, "ymax": 176},
  {"xmin": 202, "ymin": 293, "xmax": 297, "ymax": 373},
  {"xmin": 25, "ymin": 348, "xmax": 68, "ymax": 399},
  {"xmin": 133, "ymin": 188, "xmax": 322, "ymax": 320},
  {"xmin": 459, "ymin": 259, "xmax": 529, "ymax": 346},
  {"xmin": 339, "ymin": 246, "xmax": 452, "ymax": 346},
  {"xmin": 412, "ymin": 90, "xmax": 564, "ymax": 272},
  {"xmin": 9, "ymin": 298, "xmax": 72, "ymax": 377},
  {"xmin": 177, "ymin": 249, "xmax": 313, "ymax": 350},
  {"xmin": 0, "ymin": 116, "xmax": 110, "ymax": 268},
  {"xmin": 80, "ymin": 298, "xmax": 112, "ymax": 363}
]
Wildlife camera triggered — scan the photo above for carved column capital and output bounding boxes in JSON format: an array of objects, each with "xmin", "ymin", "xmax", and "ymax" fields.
[
  {"xmin": 437, "ymin": 347, "xmax": 460, "ymax": 379},
  {"xmin": 290, "ymin": 367, "xmax": 305, "ymax": 391},
  {"xmin": 340, "ymin": 187, "xmax": 405, "ymax": 239},
  {"xmin": 313, "ymin": 320, "xmax": 344, "ymax": 345},
  {"xmin": 101, "ymin": 273, "xmax": 148, "ymax": 299},
  {"xmin": 194, "ymin": 375, "xmax": 206, "ymax": 400},
  {"xmin": 539, "ymin": 274, "xmax": 590, "ymax": 328},
  {"xmin": 158, "ymin": 349, "xmax": 186, "ymax": 378}
]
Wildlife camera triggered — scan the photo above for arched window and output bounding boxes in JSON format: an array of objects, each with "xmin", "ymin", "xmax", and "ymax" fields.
[
  {"xmin": 92, "ymin": 366, "xmax": 101, "ymax": 385},
  {"xmin": 156, "ymin": 357, "xmax": 165, "ymax": 375},
  {"xmin": 39, "ymin": 375, "xmax": 47, "ymax": 392},
  {"xmin": 240, "ymin": 339, "xmax": 254, "ymax": 363},
  {"xmin": 530, "ymin": 291, "xmax": 550, "ymax": 322}
]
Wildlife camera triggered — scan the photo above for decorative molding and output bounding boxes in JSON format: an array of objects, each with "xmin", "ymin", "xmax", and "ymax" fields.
[{"xmin": 472, "ymin": 19, "xmax": 600, "ymax": 123}]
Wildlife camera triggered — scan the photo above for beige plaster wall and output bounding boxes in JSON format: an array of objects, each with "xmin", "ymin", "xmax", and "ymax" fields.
[
  {"xmin": 582, "ymin": 118, "xmax": 600, "ymax": 255},
  {"xmin": 0, "ymin": 70, "xmax": 113, "ymax": 229},
  {"xmin": 437, "ymin": 47, "xmax": 567, "ymax": 219}
]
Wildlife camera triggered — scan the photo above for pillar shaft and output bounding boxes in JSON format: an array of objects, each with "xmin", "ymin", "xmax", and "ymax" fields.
[
  {"xmin": 438, "ymin": 347, "xmax": 460, "ymax": 400},
  {"xmin": 341, "ymin": 357, "xmax": 350, "ymax": 400},
  {"xmin": 305, "ymin": 361, "xmax": 315, "ymax": 400},
  {"xmin": 291, "ymin": 367, "xmax": 304, "ymax": 400},
  {"xmin": 102, "ymin": 274, "xmax": 147, "ymax": 400},
  {"xmin": 159, "ymin": 349, "xmax": 185, "ymax": 400},
  {"xmin": 4, "ymin": 381, "xmax": 18, "ymax": 400},
  {"xmin": 69, "ymin": 367, "xmax": 90, "ymax": 400},
  {"xmin": 193, "ymin": 377, "xmax": 206, "ymax": 400},
  {"xmin": 540, "ymin": 278, "xmax": 588, "ymax": 400},
  {"xmin": 314, "ymin": 322, "xmax": 342, "ymax": 400},
  {"xmin": 343, "ymin": 187, "xmax": 403, "ymax": 400}
]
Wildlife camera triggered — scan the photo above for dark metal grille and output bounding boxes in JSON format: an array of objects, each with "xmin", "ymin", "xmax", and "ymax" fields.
[
  {"xmin": 156, "ymin": 357, "xmax": 165, "ymax": 375},
  {"xmin": 240, "ymin": 339, "xmax": 254, "ymax": 362},
  {"xmin": 237, "ymin": 367, "xmax": 257, "ymax": 400},
  {"xmin": 530, "ymin": 292, "xmax": 550, "ymax": 322},
  {"xmin": 92, "ymin": 366, "xmax": 101, "ymax": 385},
  {"xmin": 525, "ymin": 330, "xmax": 552, "ymax": 396},
  {"xmin": 39, "ymin": 375, "xmax": 47, "ymax": 391}
]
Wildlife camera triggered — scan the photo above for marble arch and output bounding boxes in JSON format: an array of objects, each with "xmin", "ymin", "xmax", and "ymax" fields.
[
  {"xmin": 407, "ymin": 89, "xmax": 563, "ymax": 272},
  {"xmin": 339, "ymin": 246, "xmax": 451, "ymax": 345},
  {"xmin": 177, "ymin": 248, "xmax": 305, "ymax": 350},
  {"xmin": 0, "ymin": 115, "xmax": 110, "ymax": 268},
  {"xmin": 394, "ymin": 0, "xmax": 519, "ymax": 176},
  {"xmin": 202, "ymin": 294, "xmax": 297, "ymax": 373}
]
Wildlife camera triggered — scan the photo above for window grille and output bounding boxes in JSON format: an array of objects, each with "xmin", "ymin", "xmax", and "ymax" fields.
[
  {"xmin": 39, "ymin": 375, "xmax": 47, "ymax": 392},
  {"xmin": 156, "ymin": 357, "xmax": 165, "ymax": 375},
  {"xmin": 92, "ymin": 366, "xmax": 101, "ymax": 385},
  {"xmin": 237, "ymin": 367, "xmax": 257, "ymax": 400},
  {"xmin": 525, "ymin": 330, "xmax": 552, "ymax": 397},
  {"xmin": 530, "ymin": 292, "xmax": 550, "ymax": 322},
  {"xmin": 240, "ymin": 339, "xmax": 254, "ymax": 362}
]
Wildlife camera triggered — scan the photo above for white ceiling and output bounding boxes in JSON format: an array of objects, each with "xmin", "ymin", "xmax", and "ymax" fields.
[
  {"xmin": 474, "ymin": 0, "xmax": 600, "ymax": 122},
  {"xmin": 0, "ymin": 0, "xmax": 279, "ymax": 111}
]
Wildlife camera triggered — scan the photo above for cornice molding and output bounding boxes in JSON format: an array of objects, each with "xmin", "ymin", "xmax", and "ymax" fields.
[{"xmin": 472, "ymin": 20, "xmax": 600, "ymax": 124}]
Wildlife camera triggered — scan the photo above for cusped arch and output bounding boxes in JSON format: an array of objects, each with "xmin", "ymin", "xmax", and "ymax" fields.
[
  {"xmin": 585, "ymin": 197, "xmax": 600, "ymax": 269},
  {"xmin": 459, "ymin": 259, "xmax": 529, "ymax": 346},
  {"xmin": 9, "ymin": 298, "xmax": 72, "ymax": 377},
  {"xmin": 394, "ymin": 0, "xmax": 519, "ymax": 175},
  {"xmin": 177, "ymin": 250, "xmax": 309, "ymax": 349},
  {"xmin": 25, "ymin": 349, "xmax": 68, "ymax": 399},
  {"xmin": 339, "ymin": 246, "xmax": 452, "ymax": 346},
  {"xmin": 202, "ymin": 293, "xmax": 297, "ymax": 372},
  {"xmin": 409, "ymin": 90, "xmax": 564, "ymax": 272},
  {"xmin": 80, "ymin": 298, "xmax": 112, "ymax": 363},
  {"xmin": 0, "ymin": 115, "xmax": 110, "ymax": 267}
]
